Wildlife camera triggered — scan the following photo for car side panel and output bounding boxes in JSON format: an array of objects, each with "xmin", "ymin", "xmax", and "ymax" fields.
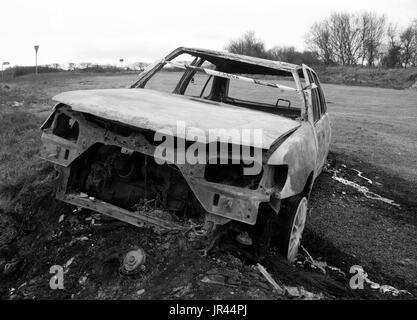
[{"xmin": 267, "ymin": 123, "xmax": 317, "ymax": 199}]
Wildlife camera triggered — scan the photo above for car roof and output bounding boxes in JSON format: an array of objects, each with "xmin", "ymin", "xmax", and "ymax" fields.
[{"xmin": 168, "ymin": 47, "xmax": 301, "ymax": 75}]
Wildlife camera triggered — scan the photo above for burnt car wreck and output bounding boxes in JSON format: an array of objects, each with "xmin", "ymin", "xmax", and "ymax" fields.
[{"xmin": 40, "ymin": 47, "xmax": 331, "ymax": 262}]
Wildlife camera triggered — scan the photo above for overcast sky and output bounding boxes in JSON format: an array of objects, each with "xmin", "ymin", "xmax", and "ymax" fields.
[{"xmin": 1, "ymin": 0, "xmax": 416, "ymax": 66}]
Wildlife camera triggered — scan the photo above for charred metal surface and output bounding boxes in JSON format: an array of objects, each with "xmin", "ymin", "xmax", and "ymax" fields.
[
  {"xmin": 43, "ymin": 106, "xmax": 275, "ymax": 225},
  {"xmin": 64, "ymin": 193, "xmax": 186, "ymax": 231},
  {"xmin": 267, "ymin": 123, "xmax": 317, "ymax": 198},
  {"xmin": 131, "ymin": 47, "xmax": 300, "ymax": 88},
  {"xmin": 51, "ymin": 89, "xmax": 301, "ymax": 150},
  {"xmin": 40, "ymin": 47, "xmax": 331, "ymax": 236}
]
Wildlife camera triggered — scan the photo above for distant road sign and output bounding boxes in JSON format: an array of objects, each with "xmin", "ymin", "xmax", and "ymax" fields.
[
  {"xmin": 34, "ymin": 45, "xmax": 40, "ymax": 76},
  {"xmin": 2, "ymin": 62, "xmax": 10, "ymax": 83}
]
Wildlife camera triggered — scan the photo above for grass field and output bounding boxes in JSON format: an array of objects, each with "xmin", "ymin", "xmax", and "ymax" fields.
[
  {"xmin": 323, "ymin": 83, "xmax": 417, "ymax": 183},
  {"xmin": 1, "ymin": 71, "xmax": 417, "ymax": 299}
]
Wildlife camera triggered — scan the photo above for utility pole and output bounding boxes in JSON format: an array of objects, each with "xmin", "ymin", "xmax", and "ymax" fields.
[
  {"xmin": 1, "ymin": 62, "xmax": 10, "ymax": 84},
  {"xmin": 34, "ymin": 45, "xmax": 39, "ymax": 76}
]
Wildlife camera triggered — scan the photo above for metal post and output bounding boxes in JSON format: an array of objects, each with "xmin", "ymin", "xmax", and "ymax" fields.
[
  {"xmin": 34, "ymin": 45, "xmax": 39, "ymax": 76},
  {"xmin": 1, "ymin": 62, "xmax": 10, "ymax": 84}
]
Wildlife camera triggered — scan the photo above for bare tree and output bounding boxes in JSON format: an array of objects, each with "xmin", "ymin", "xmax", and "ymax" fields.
[
  {"xmin": 79, "ymin": 62, "xmax": 93, "ymax": 70},
  {"xmin": 400, "ymin": 21, "xmax": 417, "ymax": 67},
  {"xmin": 381, "ymin": 23, "xmax": 402, "ymax": 68},
  {"xmin": 413, "ymin": 20, "xmax": 417, "ymax": 66},
  {"xmin": 359, "ymin": 12, "xmax": 386, "ymax": 67},
  {"xmin": 268, "ymin": 46, "xmax": 320, "ymax": 65},
  {"xmin": 387, "ymin": 23, "xmax": 399, "ymax": 48},
  {"xmin": 306, "ymin": 11, "xmax": 386, "ymax": 66},
  {"xmin": 306, "ymin": 21, "xmax": 335, "ymax": 65},
  {"xmin": 268, "ymin": 46, "xmax": 297, "ymax": 63},
  {"xmin": 327, "ymin": 13, "xmax": 364, "ymax": 65},
  {"xmin": 225, "ymin": 31, "xmax": 268, "ymax": 58},
  {"xmin": 306, "ymin": 13, "xmax": 359, "ymax": 65}
]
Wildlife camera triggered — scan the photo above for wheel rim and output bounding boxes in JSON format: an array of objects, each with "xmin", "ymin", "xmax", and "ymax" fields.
[{"xmin": 287, "ymin": 197, "xmax": 308, "ymax": 262}]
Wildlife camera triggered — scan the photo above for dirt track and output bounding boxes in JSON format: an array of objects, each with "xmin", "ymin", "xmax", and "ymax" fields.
[{"xmin": 0, "ymin": 73, "xmax": 416, "ymax": 299}]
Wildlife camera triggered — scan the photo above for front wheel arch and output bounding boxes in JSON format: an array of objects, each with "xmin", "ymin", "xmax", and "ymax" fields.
[
  {"xmin": 276, "ymin": 193, "xmax": 308, "ymax": 262},
  {"xmin": 274, "ymin": 171, "xmax": 314, "ymax": 261},
  {"xmin": 302, "ymin": 171, "xmax": 315, "ymax": 199}
]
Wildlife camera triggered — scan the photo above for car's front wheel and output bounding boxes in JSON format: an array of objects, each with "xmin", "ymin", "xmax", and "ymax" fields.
[{"xmin": 277, "ymin": 194, "xmax": 308, "ymax": 262}]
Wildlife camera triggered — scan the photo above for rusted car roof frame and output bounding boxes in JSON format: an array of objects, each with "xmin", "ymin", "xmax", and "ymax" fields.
[
  {"xmin": 130, "ymin": 47, "xmax": 308, "ymax": 119},
  {"xmin": 131, "ymin": 47, "xmax": 303, "ymax": 88}
]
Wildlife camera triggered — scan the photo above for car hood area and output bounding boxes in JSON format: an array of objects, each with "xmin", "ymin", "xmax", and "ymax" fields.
[{"xmin": 53, "ymin": 88, "xmax": 300, "ymax": 149}]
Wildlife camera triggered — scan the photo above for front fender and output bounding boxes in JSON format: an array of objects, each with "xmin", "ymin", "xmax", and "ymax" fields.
[{"xmin": 267, "ymin": 122, "xmax": 317, "ymax": 199}]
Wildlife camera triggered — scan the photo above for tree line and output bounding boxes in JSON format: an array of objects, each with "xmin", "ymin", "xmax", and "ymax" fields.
[
  {"xmin": 4, "ymin": 62, "xmax": 149, "ymax": 77},
  {"xmin": 226, "ymin": 12, "xmax": 417, "ymax": 68},
  {"xmin": 226, "ymin": 31, "xmax": 322, "ymax": 66}
]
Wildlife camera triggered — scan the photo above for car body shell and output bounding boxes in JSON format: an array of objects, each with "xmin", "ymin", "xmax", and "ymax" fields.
[{"xmin": 40, "ymin": 47, "xmax": 331, "ymax": 230}]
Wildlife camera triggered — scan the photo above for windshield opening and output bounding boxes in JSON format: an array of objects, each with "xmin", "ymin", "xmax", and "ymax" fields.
[{"xmin": 136, "ymin": 50, "xmax": 303, "ymax": 119}]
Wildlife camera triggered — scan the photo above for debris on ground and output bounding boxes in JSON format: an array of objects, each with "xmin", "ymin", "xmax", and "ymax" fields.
[
  {"xmin": 297, "ymin": 245, "xmax": 412, "ymax": 297},
  {"xmin": 184, "ymin": 220, "xmax": 206, "ymax": 241},
  {"xmin": 256, "ymin": 263, "xmax": 326, "ymax": 299},
  {"xmin": 256, "ymin": 263, "xmax": 285, "ymax": 295},
  {"xmin": 3, "ymin": 259, "xmax": 20, "ymax": 276},
  {"xmin": 69, "ymin": 236, "xmax": 89, "ymax": 247},
  {"xmin": 64, "ymin": 257, "xmax": 75, "ymax": 273},
  {"xmin": 131, "ymin": 199, "xmax": 184, "ymax": 232},
  {"xmin": 350, "ymin": 265, "xmax": 412, "ymax": 297},
  {"xmin": 172, "ymin": 283, "xmax": 192, "ymax": 298},
  {"xmin": 352, "ymin": 169, "xmax": 374, "ymax": 185},
  {"xmin": 12, "ymin": 101, "xmax": 23, "ymax": 107},
  {"xmin": 330, "ymin": 168, "xmax": 399, "ymax": 207},
  {"xmin": 136, "ymin": 288, "xmax": 145, "ymax": 296},
  {"xmin": 0, "ymin": 214, "xmax": 17, "ymax": 248},
  {"xmin": 201, "ymin": 266, "xmax": 243, "ymax": 288},
  {"xmin": 297, "ymin": 245, "xmax": 346, "ymax": 278},
  {"xmin": 284, "ymin": 286, "xmax": 326, "ymax": 300},
  {"xmin": 78, "ymin": 276, "xmax": 87, "ymax": 285},
  {"xmin": 201, "ymin": 274, "xmax": 228, "ymax": 286},
  {"xmin": 236, "ymin": 232, "xmax": 253, "ymax": 246},
  {"xmin": 120, "ymin": 248, "xmax": 146, "ymax": 275}
]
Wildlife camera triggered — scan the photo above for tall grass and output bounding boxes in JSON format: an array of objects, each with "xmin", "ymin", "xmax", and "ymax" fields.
[{"xmin": 0, "ymin": 88, "xmax": 54, "ymax": 216}]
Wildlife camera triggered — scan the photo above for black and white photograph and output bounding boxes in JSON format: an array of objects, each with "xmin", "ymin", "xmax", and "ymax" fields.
[{"xmin": 0, "ymin": 0, "xmax": 416, "ymax": 306}]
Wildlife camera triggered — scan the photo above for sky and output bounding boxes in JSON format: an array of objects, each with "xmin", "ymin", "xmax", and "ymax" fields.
[{"xmin": 1, "ymin": 0, "xmax": 416, "ymax": 67}]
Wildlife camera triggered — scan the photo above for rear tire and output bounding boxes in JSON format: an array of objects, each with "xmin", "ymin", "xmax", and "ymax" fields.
[{"xmin": 277, "ymin": 194, "xmax": 308, "ymax": 262}]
